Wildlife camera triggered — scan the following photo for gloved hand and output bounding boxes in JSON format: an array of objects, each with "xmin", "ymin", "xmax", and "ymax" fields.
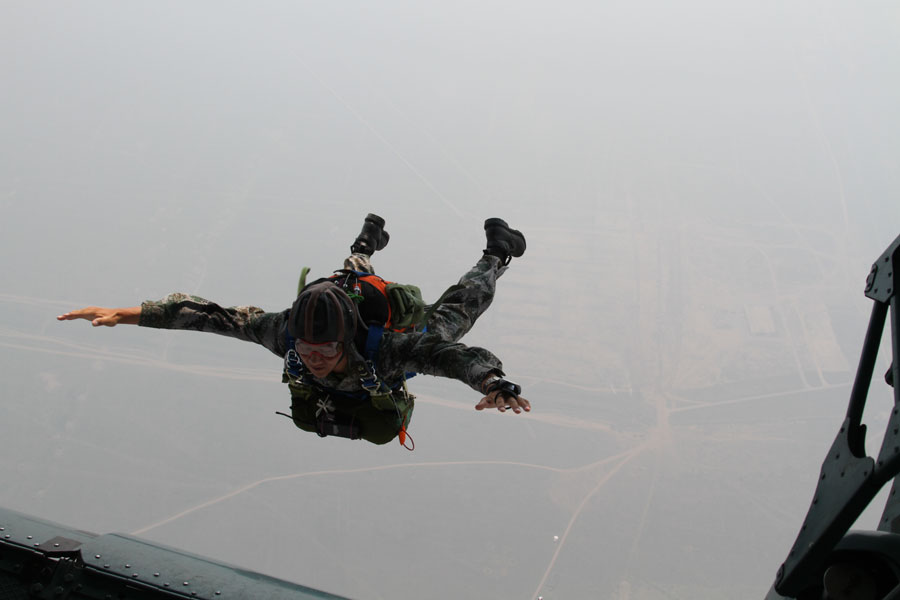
[{"xmin": 476, "ymin": 376, "xmax": 530, "ymax": 414}]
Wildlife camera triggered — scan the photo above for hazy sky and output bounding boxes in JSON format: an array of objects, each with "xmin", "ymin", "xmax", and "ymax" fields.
[{"xmin": 2, "ymin": 2, "xmax": 900, "ymax": 599}]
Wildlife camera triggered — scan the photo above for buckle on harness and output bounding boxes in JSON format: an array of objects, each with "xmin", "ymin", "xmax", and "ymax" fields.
[
  {"xmin": 284, "ymin": 348, "xmax": 303, "ymax": 375},
  {"xmin": 359, "ymin": 361, "xmax": 382, "ymax": 394}
]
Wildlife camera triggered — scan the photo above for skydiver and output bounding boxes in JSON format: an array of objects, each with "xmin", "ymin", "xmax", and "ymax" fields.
[{"xmin": 58, "ymin": 214, "xmax": 530, "ymax": 447}]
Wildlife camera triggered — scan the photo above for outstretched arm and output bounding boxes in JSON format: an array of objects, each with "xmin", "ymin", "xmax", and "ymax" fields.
[
  {"xmin": 379, "ymin": 331, "xmax": 532, "ymax": 415},
  {"xmin": 57, "ymin": 306, "xmax": 141, "ymax": 327},
  {"xmin": 58, "ymin": 294, "xmax": 289, "ymax": 357}
]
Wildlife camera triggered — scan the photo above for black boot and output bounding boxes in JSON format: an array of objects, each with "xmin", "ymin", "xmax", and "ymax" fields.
[
  {"xmin": 484, "ymin": 218, "xmax": 526, "ymax": 264},
  {"xmin": 351, "ymin": 213, "xmax": 390, "ymax": 255}
]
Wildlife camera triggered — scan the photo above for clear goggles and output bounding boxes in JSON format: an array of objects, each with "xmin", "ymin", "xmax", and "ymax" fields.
[{"xmin": 294, "ymin": 339, "xmax": 343, "ymax": 358}]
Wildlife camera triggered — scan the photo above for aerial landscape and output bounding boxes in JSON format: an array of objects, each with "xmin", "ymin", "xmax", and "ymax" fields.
[{"xmin": 2, "ymin": 2, "xmax": 899, "ymax": 598}]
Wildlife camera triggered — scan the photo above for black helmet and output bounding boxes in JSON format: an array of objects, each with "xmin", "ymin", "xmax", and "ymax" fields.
[{"xmin": 289, "ymin": 281, "xmax": 359, "ymax": 345}]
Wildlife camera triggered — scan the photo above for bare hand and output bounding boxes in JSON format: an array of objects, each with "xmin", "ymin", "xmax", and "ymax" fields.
[
  {"xmin": 475, "ymin": 390, "xmax": 531, "ymax": 414},
  {"xmin": 57, "ymin": 306, "xmax": 140, "ymax": 327}
]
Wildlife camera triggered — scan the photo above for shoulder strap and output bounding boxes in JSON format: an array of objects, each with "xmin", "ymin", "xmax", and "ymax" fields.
[
  {"xmin": 283, "ymin": 329, "xmax": 301, "ymax": 377},
  {"xmin": 364, "ymin": 324, "xmax": 385, "ymax": 365}
]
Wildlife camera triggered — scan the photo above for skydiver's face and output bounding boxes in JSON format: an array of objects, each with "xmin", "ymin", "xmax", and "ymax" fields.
[{"xmin": 297, "ymin": 341, "xmax": 346, "ymax": 378}]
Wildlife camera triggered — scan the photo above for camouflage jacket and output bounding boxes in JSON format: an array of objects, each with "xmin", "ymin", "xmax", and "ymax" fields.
[{"xmin": 138, "ymin": 294, "xmax": 504, "ymax": 394}]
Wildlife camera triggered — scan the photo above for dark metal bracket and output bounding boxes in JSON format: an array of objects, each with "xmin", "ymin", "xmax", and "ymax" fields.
[{"xmin": 775, "ymin": 234, "xmax": 900, "ymax": 597}]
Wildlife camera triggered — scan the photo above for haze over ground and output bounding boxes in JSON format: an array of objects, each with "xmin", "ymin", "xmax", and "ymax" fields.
[{"xmin": 2, "ymin": 2, "xmax": 900, "ymax": 598}]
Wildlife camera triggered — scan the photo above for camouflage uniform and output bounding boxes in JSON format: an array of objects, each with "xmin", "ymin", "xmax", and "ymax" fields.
[{"xmin": 139, "ymin": 255, "xmax": 508, "ymax": 444}]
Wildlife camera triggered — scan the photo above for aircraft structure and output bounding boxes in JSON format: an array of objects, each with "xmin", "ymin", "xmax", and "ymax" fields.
[
  {"xmin": 0, "ymin": 505, "xmax": 349, "ymax": 599},
  {"xmin": 767, "ymin": 233, "xmax": 900, "ymax": 599}
]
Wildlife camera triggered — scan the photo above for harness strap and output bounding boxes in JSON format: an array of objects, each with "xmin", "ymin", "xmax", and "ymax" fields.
[{"xmin": 365, "ymin": 324, "xmax": 385, "ymax": 364}]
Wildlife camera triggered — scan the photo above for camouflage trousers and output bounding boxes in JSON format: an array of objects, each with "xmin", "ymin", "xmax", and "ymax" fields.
[{"xmin": 344, "ymin": 252, "xmax": 506, "ymax": 342}]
